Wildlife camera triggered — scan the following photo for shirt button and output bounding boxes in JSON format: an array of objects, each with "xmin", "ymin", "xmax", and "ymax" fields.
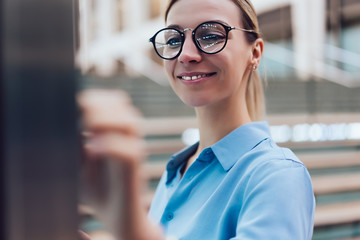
[{"xmin": 165, "ymin": 212, "xmax": 174, "ymax": 221}]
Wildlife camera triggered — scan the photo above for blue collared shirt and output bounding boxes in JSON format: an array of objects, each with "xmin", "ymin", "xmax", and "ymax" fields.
[{"xmin": 148, "ymin": 121, "xmax": 315, "ymax": 240}]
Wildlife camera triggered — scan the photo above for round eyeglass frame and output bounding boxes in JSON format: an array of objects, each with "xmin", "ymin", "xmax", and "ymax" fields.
[{"xmin": 149, "ymin": 21, "xmax": 257, "ymax": 60}]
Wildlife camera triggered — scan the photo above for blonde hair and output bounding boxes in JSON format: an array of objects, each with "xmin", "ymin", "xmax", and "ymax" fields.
[{"xmin": 164, "ymin": 0, "xmax": 265, "ymax": 121}]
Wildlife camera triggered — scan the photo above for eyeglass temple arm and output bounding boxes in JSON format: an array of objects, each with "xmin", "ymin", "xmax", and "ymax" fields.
[{"xmin": 232, "ymin": 27, "xmax": 257, "ymax": 33}]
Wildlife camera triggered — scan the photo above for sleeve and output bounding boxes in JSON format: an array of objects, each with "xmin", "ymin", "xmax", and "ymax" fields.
[{"xmin": 232, "ymin": 161, "xmax": 316, "ymax": 240}]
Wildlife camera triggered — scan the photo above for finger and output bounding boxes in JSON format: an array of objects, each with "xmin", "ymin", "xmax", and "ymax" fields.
[
  {"xmin": 77, "ymin": 89, "xmax": 131, "ymax": 110},
  {"xmin": 77, "ymin": 89, "xmax": 137, "ymax": 120},
  {"xmin": 77, "ymin": 89, "xmax": 143, "ymax": 136},
  {"xmin": 84, "ymin": 133, "xmax": 147, "ymax": 166},
  {"xmin": 83, "ymin": 111, "xmax": 143, "ymax": 137},
  {"xmin": 78, "ymin": 230, "xmax": 92, "ymax": 240}
]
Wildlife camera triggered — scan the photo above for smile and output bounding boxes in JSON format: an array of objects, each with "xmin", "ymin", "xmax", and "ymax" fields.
[{"xmin": 178, "ymin": 72, "xmax": 216, "ymax": 81}]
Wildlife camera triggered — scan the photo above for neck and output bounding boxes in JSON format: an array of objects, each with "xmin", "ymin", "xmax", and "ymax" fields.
[{"xmin": 194, "ymin": 97, "xmax": 251, "ymax": 155}]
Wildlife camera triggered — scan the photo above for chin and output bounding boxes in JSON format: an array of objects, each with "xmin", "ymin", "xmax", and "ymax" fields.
[{"xmin": 179, "ymin": 95, "xmax": 214, "ymax": 108}]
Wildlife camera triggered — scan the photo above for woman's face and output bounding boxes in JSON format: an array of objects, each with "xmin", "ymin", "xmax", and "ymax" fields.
[{"xmin": 165, "ymin": 0, "xmax": 255, "ymax": 108}]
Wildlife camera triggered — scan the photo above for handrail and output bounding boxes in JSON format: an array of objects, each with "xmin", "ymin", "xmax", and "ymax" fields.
[
  {"xmin": 264, "ymin": 42, "xmax": 360, "ymax": 88},
  {"xmin": 323, "ymin": 44, "xmax": 360, "ymax": 68}
]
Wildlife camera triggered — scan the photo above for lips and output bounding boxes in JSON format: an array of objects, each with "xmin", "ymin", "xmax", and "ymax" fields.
[{"xmin": 177, "ymin": 72, "xmax": 216, "ymax": 81}]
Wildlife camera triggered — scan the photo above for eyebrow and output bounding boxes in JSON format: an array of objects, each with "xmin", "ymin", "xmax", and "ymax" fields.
[
  {"xmin": 166, "ymin": 24, "xmax": 182, "ymax": 30},
  {"xmin": 166, "ymin": 20, "xmax": 231, "ymax": 29},
  {"xmin": 212, "ymin": 19, "xmax": 231, "ymax": 26}
]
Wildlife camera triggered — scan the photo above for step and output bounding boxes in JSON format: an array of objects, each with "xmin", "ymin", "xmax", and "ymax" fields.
[
  {"xmin": 315, "ymin": 200, "xmax": 360, "ymax": 227},
  {"xmin": 312, "ymin": 172, "xmax": 360, "ymax": 195},
  {"xmin": 300, "ymin": 151, "xmax": 360, "ymax": 170}
]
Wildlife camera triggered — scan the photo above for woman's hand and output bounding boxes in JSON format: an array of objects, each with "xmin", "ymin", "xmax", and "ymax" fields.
[
  {"xmin": 77, "ymin": 89, "xmax": 164, "ymax": 240},
  {"xmin": 78, "ymin": 89, "xmax": 146, "ymax": 167}
]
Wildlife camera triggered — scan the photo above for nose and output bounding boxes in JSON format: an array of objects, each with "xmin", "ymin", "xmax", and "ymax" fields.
[{"xmin": 178, "ymin": 32, "xmax": 202, "ymax": 64}]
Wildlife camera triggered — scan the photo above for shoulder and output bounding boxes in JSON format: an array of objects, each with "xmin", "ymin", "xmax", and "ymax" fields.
[
  {"xmin": 231, "ymin": 138, "xmax": 312, "ymax": 192},
  {"xmin": 233, "ymin": 139, "xmax": 315, "ymax": 239},
  {"xmin": 243, "ymin": 137, "xmax": 306, "ymax": 173}
]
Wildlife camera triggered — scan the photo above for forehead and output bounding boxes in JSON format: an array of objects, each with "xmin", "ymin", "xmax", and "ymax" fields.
[{"xmin": 166, "ymin": 0, "xmax": 242, "ymax": 28}]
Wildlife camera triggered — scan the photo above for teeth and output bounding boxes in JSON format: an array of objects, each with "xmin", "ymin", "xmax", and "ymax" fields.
[{"xmin": 182, "ymin": 74, "xmax": 208, "ymax": 81}]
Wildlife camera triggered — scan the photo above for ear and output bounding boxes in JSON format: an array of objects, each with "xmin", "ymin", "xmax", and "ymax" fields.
[{"xmin": 249, "ymin": 38, "xmax": 264, "ymax": 68}]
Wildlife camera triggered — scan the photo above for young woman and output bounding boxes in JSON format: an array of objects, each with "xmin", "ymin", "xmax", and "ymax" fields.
[{"xmin": 80, "ymin": 0, "xmax": 315, "ymax": 239}]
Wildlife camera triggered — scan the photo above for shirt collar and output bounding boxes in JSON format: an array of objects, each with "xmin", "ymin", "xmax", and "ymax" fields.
[
  {"xmin": 211, "ymin": 121, "xmax": 271, "ymax": 171},
  {"xmin": 165, "ymin": 121, "xmax": 271, "ymax": 183},
  {"xmin": 166, "ymin": 142, "xmax": 199, "ymax": 184}
]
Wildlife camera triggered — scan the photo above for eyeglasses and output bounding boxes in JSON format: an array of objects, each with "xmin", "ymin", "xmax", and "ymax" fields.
[{"xmin": 149, "ymin": 21, "xmax": 256, "ymax": 60}]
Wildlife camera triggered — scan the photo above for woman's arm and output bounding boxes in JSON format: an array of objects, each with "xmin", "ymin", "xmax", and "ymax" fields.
[{"xmin": 78, "ymin": 89, "xmax": 164, "ymax": 240}]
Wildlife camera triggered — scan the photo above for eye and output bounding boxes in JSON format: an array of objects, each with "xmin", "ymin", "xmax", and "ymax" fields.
[
  {"xmin": 166, "ymin": 37, "xmax": 182, "ymax": 48},
  {"xmin": 198, "ymin": 33, "xmax": 226, "ymax": 43},
  {"xmin": 195, "ymin": 23, "xmax": 227, "ymax": 45},
  {"xmin": 196, "ymin": 32, "xmax": 226, "ymax": 50},
  {"xmin": 162, "ymin": 29, "xmax": 182, "ymax": 49}
]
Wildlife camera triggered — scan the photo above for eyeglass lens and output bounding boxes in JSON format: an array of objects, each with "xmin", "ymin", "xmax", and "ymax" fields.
[
  {"xmin": 154, "ymin": 29, "xmax": 182, "ymax": 59},
  {"xmin": 153, "ymin": 22, "xmax": 228, "ymax": 59}
]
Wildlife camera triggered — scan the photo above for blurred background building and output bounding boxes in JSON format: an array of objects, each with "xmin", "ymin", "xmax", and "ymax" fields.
[{"xmin": 75, "ymin": 0, "xmax": 360, "ymax": 239}]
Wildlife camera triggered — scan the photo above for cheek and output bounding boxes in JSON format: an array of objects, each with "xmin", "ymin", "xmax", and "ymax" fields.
[
  {"xmin": 217, "ymin": 50, "xmax": 251, "ymax": 94},
  {"xmin": 218, "ymin": 53, "xmax": 244, "ymax": 79},
  {"xmin": 226, "ymin": 48, "xmax": 251, "ymax": 77},
  {"xmin": 227, "ymin": 37, "xmax": 252, "ymax": 61},
  {"xmin": 164, "ymin": 61, "xmax": 175, "ymax": 80}
]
